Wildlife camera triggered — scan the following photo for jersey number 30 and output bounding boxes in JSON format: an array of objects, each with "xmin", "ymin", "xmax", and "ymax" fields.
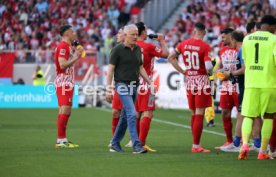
[{"xmin": 184, "ymin": 51, "xmax": 200, "ymax": 70}]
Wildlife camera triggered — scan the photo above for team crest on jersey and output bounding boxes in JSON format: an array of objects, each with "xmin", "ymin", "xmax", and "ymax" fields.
[
  {"xmin": 155, "ymin": 47, "xmax": 161, "ymax": 53},
  {"xmin": 60, "ymin": 49, "xmax": 66, "ymax": 55}
]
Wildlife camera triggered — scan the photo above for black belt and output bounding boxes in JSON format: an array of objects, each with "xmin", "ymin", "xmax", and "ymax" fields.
[{"xmin": 116, "ymin": 81, "xmax": 139, "ymax": 86}]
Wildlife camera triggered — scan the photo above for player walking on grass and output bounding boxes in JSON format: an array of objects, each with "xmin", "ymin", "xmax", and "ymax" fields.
[
  {"xmin": 238, "ymin": 15, "xmax": 276, "ymax": 160},
  {"xmin": 106, "ymin": 24, "xmax": 152, "ymax": 154},
  {"xmin": 54, "ymin": 25, "xmax": 84, "ymax": 148},
  {"xmin": 135, "ymin": 22, "xmax": 169, "ymax": 152},
  {"xmin": 168, "ymin": 23, "xmax": 213, "ymax": 153}
]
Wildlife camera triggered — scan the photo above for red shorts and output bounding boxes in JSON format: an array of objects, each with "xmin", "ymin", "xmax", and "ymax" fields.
[
  {"xmin": 112, "ymin": 90, "xmax": 122, "ymax": 110},
  {"xmin": 219, "ymin": 91, "xmax": 239, "ymax": 109},
  {"xmin": 56, "ymin": 85, "xmax": 74, "ymax": 107},
  {"xmin": 186, "ymin": 89, "xmax": 212, "ymax": 110},
  {"xmin": 136, "ymin": 91, "xmax": 155, "ymax": 113}
]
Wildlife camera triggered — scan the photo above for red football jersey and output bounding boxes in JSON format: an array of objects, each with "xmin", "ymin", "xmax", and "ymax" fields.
[
  {"xmin": 175, "ymin": 38, "xmax": 211, "ymax": 90},
  {"xmin": 136, "ymin": 40, "xmax": 162, "ymax": 87},
  {"xmin": 219, "ymin": 46, "xmax": 238, "ymax": 71},
  {"xmin": 54, "ymin": 41, "xmax": 74, "ymax": 87},
  {"xmin": 219, "ymin": 46, "xmax": 238, "ymax": 92}
]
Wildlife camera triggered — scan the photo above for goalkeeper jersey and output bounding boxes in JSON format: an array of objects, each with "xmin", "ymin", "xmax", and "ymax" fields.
[{"xmin": 242, "ymin": 31, "xmax": 276, "ymax": 88}]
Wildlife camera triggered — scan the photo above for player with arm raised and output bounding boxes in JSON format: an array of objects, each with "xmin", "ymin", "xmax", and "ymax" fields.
[
  {"xmin": 54, "ymin": 25, "xmax": 84, "ymax": 148},
  {"xmin": 135, "ymin": 22, "xmax": 169, "ymax": 152}
]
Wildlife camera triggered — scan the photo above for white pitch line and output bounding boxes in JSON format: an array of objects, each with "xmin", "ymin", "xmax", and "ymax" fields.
[
  {"xmin": 152, "ymin": 119, "xmax": 225, "ymax": 137},
  {"xmin": 95, "ymin": 107, "xmax": 225, "ymax": 137}
]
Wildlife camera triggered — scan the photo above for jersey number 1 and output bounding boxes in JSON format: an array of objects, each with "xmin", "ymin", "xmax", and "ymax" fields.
[
  {"xmin": 254, "ymin": 43, "xmax": 259, "ymax": 64},
  {"xmin": 183, "ymin": 51, "xmax": 200, "ymax": 70}
]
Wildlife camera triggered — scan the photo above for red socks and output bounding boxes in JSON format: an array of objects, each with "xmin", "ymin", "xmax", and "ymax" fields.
[
  {"xmin": 139, "ymin": 117, "xmax": 151, "ymax": 145},
  {"xmin": 223, "ymin": 117, "xmax": 233, "ymax": 143},
  {"xmin": 270, "ymin": 119, "xmax": 276, "ymax": 152},
  {"xmin": 192, "ymin": 115, "xmax": 204, "ymax": 145},
  {"xmin": 112, "ymin": 117, "xmax": 119, "ymax": 136},
  {"xmin": 57, "ymin": 114, "xmax": 70, "ymax": 139},
  {"xmin": 112, "ymin": 117, "xmax": 141, "ymax": 138},
  {"xmin": 136, "ymin": 118, "xmax": 140, "ymax": 135},
  {"xmin": 191, "ymin": 115, "xmax": 195, "ymax": 135}
]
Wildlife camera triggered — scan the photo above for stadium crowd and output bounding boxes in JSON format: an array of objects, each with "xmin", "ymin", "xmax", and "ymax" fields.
[
  {"xmin": 0, "ymin": 0, "xmax": 148, "ymax": 63},
  {"xmin": 164, "ymin": 0, "xmax": 276, "ymax": 49}
]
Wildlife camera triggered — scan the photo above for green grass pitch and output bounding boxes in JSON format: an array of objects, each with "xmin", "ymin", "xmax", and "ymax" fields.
[{"xmin": 0, "ymin": 108, "xmax": 274, "ymax": 177}]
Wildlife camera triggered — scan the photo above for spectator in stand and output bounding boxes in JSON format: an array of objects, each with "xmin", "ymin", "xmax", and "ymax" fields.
[
  {"xmin": 107, "ymin": 4, "xmax": 120, "ymax": 29},
  {"xmin": 35, "ymin": 0, "xmax": 49, "ymax": 13},
  {"xmin": 101, "ymin": 22, "xmax": 113, "ymax": 41},
  {"xmin": 0, "ymin": 3, "xmax": 6, "ymax": 17},
  {"xmin": 103, "ymin": 33, "xmax": 116, "ymax": 64},
  {"xmin": 176, "ymin": 14, "xmax": 186, "ymax": 33}
]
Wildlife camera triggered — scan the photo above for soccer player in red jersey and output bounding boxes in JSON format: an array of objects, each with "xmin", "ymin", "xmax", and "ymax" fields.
[
  {"xmin": 168, "ymin": 23, "xmax": 213, "ymax": 153},
  {"xmin": 215, "ymin": 28, "xmax": 240, "ymax": 151},
  {"xmin": 54, "ymin": 25, "xmax": 84, "ymax": 148},
  {"xmin": 134, "ymin": 22, "xmax": 169, "ymax": 152}
]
